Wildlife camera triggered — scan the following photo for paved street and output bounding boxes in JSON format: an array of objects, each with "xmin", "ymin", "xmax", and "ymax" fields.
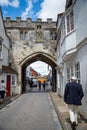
[{"xmin": 0, "ymin": 88, "xmax": 62, "ymax": 130}]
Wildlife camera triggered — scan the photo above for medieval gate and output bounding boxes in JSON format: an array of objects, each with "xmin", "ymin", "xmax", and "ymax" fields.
[{"xmin": 4, "ymin": 17, "xmax": 59, "ymax": 94}]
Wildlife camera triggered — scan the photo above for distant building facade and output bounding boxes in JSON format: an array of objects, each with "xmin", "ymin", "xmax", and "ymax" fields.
[{"xmin": 26, "ymin": 66, "xmax": 40, "ymax": 79}]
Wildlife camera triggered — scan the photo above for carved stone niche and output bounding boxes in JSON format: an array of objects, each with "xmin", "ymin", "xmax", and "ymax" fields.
[{"xmin": 36, "ymin": 25, "xmax": 43, "ymax": 43}]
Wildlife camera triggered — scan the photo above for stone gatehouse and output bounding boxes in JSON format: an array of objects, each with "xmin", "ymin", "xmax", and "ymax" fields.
[{"xmin": 4, "ymin": 17, "xmax": 59, "ymax": 94}]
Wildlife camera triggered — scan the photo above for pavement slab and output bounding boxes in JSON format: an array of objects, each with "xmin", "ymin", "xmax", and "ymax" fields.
[{"xmin": 49, "ymin": 92, "xmax": 87, "ymax": 130}]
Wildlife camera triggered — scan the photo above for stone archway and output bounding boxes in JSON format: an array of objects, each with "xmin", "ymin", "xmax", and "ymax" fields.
[
  {"xmin": 4, "ymin": 18, "xmax": 59, "ymax": 94},
  {"xmin": 18, "ymin": 52, "xmax": 59, "ymax": 93}
]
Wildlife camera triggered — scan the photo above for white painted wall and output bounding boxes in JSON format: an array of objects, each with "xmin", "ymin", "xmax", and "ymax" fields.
[
  {"xmin": 56, "ymin": 0, "xmax": 87, "ymax": 119},
  {"xmin": 0, "ymin": 10, "xmax": 9, "ymax": 67},
  {"xmin": 64, "ymin": 43, "xmax": 87, "ymax": 119},
  {"xmin": 74, "ymin": 0, "xmax": 87, "ymax": 45},
  {"xmin": 66, "ymin": 31, "xmax": 76, "ymax": 51}
]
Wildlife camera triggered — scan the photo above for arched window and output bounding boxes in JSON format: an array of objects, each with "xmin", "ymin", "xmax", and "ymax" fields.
[
  {"xmin": 50, "ymin": 32, "xmax": 57, "ymax": 40},
  {"xmin": 20, "ymin": 31, "xmax": 27, "ymax": 40},
  {"xmin": 37, "ymin": 25, "xmax": 41, "ymax": 29}
]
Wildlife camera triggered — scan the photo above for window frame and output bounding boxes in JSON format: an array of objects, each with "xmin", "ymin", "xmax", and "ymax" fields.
[
  {"xmin": 20, "ymin": 31, "xmax": 27, "ymax": 40},
  {"xmin": 75, "ymin": 62, "xmax": 80, "ymax": 83},
  {"xmin": 61, "ymin": 20, "xmax": 65, "ymax": 42},
  {"xmin": 66, "ymin": 62, "xmax": 81, "ymax": 83},
  {"xmin": 70, "ymin": 65, "xmax": 74, "ymax": 77},
  {"xmin": 0, "ymin": 38, "xmax": 3, "ymax": 59},
  {"xmin": 11, "ymin": 75, "xmax": 16, "ymax": 86},
  {"xmin": 66, "ymin": 10, "xmax": 74, "ymax": 34},
  {"xmin": 67, "ymin": 68, "xmax": 70, "ymax": 82}
]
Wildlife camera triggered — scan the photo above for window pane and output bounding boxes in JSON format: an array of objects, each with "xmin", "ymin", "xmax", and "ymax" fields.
[
  {"xmin": 67, "ymin": 15, "xmax": 70, "ymax": 33},
  {"xmin": 71, "ymin": 66, "xmax": 74, "ymax": 77},
  {"xmin": 70, "ymin": 11, "xmax": 74, "ymax": 30},
  {"xmin": 66, "ymin": 11, "xmax": 74, "ymax": 33},
  {"xmin": 67, "ymin": 68, "xmax": 70, "ymax": 81},
  {"xmin": 0, "ymin": 40, "xmax": 2, "ymax": 58},
  {"xmin": 20, "ymin": 32, "xmax": 23, "ymax": 40},
  {"xmin": 75, "ymin": 63, "xmax": 80, "ymax": 82},
  {"xmin": 12, "ymin": 75, "xmax": 16, "ymax": 85}
]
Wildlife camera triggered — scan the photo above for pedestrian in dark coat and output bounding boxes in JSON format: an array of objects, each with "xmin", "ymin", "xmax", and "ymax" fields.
[
  {"xmin": 43, "ymin": 81, "xmax": 46, "ymax": 91},
  {"xmin": 64, "ymin": 76, "xmax": 84, "ymax": 127},
  {"xmin": 38, "ymin": 81, "xmax": 41, "ymax": 90}
]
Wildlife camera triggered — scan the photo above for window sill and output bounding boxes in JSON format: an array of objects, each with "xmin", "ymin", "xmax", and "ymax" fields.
[
  {"xmin": 66, "ymin": 29, "xmax": 76, "ymax": 37},
  {"xmin": 12, "ymin": 85, "xmax": 16, "ymax": 87}
]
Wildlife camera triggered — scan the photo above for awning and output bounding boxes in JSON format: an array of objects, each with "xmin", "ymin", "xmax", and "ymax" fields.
[{"xmin": 2, "ymin": 65, "xmax": 18, "ymax": 74}]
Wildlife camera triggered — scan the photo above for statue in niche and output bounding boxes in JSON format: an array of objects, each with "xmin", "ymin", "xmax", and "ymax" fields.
[{"xmin": 36, "ymin": 25, "xmax": 43, "ymax": 42}]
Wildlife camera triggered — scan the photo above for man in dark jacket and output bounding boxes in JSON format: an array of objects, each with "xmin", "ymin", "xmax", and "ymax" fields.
[{"xmin": 64, "ymin": 76, "xmax": 84, "ymax": 127}]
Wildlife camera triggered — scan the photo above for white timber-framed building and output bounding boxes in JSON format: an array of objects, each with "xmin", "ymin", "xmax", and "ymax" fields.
[{"xmin": 56, "ymin": 0, "xmax": 87, "ymax": 119}]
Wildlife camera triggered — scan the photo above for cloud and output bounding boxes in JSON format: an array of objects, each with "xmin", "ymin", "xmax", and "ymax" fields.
[
  {"xmin": 0, "ymin": 0, "xmax": 19, "ymax": 8},
  {"xmin": 30, "ymin": 61, "xmax": 51, "ymax": 75},
  {"xmin": 37, "ymin": 0, "xmax": 66, "ymax": 21},
  {"xmin": 21, "ymin": 0, "xmax": 33, "ymax": 20}
]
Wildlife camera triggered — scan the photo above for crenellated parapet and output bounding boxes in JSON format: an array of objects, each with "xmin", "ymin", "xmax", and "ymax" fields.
[
  {"xmin": 4, "ymin": 17, "xmax": 56, "ymax": 29},
  {"xmin": 4, "ymin": 17, "xmax": 57, "ymax": 43}
]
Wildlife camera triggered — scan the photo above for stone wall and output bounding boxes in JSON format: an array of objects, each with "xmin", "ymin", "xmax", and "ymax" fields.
[
  {"xmin": 4, "ymin": 18, "xmax": 57, "ymax": 70},
  {"xmin": 4, "ymin": 18, "xmax": 57, "ymax": 93}
]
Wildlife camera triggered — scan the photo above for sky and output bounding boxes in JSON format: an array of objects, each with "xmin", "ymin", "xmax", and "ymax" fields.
[
  {"xmin": 0, "ymin": 0, "xmax": 66, "ymax": 21},
  {"xmin": 0, "ymin": 0, "xmax": 66, "ymax": 75},
  {"xmin": 30, "ymin": 61, "xmax": 51, "ymax": 76}
]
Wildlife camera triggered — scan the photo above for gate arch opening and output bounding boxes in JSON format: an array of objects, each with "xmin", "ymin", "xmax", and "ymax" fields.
[{"xmin": 20, "ymin": 52, "xmax": 59, "ymax": 93}]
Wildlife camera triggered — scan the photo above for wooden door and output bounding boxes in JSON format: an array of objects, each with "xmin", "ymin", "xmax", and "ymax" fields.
[{"xmin": 6, "ymin": 75, "xmax": 11, "ymax": 96}]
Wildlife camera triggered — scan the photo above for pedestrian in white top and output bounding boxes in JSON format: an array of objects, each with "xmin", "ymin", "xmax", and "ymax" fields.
[{"xmin": 0, "ymin": 80, "xmax": 6, "ymax": 103}]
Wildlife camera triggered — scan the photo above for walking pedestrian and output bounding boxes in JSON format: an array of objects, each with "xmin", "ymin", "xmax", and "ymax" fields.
[
  {"xmin": 0, "ymin": 80, "xmax": 8, "ymax": 104},
  {"xmin": 64, "ymin": 76, "xmax": 84, "ymax": 128},
  {"xmin": 30, "ymin": 79, "xmax": 33, "ymax": 90},
  {"xmin": 43, "ymin": 81, "xmax": 46, "ymax": 91},
  {"xmin": 38, "ymin": 81, "xmax": 41, "ymax": 91}
]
